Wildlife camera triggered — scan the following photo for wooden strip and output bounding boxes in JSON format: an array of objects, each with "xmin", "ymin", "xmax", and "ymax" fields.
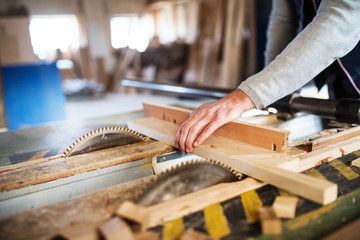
[
  {"xmin": 128, "ymin": 117, "xmax": 337, "ymax": 205},
  {"xmin": 297, "ymin": 138, "xmax": 360, "ymax": 172},
  {"xmin": 297, "ymin": 126, "xmax": 360, "ymax": 152},
  {"xmin": 329, "ymin": 159, "xmax": 359, "ymax": 181},
  {"xmin": 204, "ymin": 203, "xmax": 230, "ymax": 239},
  {"xmin": 0, "ymin": 141, "xmax": 173, "ymax": 192},
  {"xmin": 241, "ymin": 190, "xmax": 263, "ymax": 223},
  {"xmin": 116, "ymin": 178, "xmax": 266, "ymax": 230},
  {"xmin": 143, "ymin": 103, "xmax": 290, "ymax": 153}
]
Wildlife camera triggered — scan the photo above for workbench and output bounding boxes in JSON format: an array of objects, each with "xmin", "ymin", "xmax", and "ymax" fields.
[{"xmin": 0, "ymin": 110, "xmax": 359, "ymax": 240}]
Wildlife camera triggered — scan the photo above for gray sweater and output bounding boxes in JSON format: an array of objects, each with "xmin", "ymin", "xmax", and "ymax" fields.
[{"xmin": 238, "ymin": 0, "xmax": 360, "ymax": 109}]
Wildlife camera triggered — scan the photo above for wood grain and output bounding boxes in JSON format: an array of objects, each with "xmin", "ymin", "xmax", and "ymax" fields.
[
  {"xmin": 143, "ymin": 103, "xmax": 290, "ymax": 153},
  {"xmin": 0, "ymin": 141, "xmax": 173, "ymax": 192}
]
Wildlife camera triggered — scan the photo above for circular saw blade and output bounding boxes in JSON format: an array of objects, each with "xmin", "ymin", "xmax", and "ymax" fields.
[
  {"xmin": 63, "ymin": 126, "xmax": 150, "ymax": 157},
  {"xmin": 136, "ymin": 160, "xmax": 244, "ymax": 207}
]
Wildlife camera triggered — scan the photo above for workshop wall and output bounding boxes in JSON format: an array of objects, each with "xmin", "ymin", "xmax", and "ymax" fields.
[{"xmin": 0, "ymin": 0, "xmax": 268, "ymax": 92}]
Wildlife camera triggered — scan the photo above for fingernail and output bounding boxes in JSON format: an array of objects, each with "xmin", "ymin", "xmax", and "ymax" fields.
[
  {"xmin": 186, "ymin": 148, "xmax": 190, "ymax": 154},
  {"xmin": 194, "ymin": 141, "xmax": 198, "ymax": 147}
]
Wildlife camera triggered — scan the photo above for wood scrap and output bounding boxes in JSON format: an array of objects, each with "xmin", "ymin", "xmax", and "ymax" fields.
[
  {"xmin": 351, "ymin": 158, "xmax": 360, "ymax": 168},
  {"xmin": 98, "ymin": 217, "xmax": 134, "ymax": 240},
  {"xmin": 143, "ymin": 102, "xmax": 290, "ymax": 153},
  {"xmin": 258, "ymin": 207, "xmax": 282, "ymax": 235},
  {"xmin": 272, "ymin": 196, "xmax": 298, "ymax": 219},
  {"xmin": 128, "ymin": 117, "xmax": 337, "ymax": 205},
  {"xmin": 116, "ymin": 178, "xmax": 265, "ymax": 230},
  {"xmin": 134, "ymin": 231, "xmax": 159, "ymax": 240}
]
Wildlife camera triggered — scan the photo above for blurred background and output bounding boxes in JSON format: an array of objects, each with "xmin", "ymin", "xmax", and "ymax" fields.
[{"xmin": 0, "ymin": 0, "xmax": 274, "ymax": 131}]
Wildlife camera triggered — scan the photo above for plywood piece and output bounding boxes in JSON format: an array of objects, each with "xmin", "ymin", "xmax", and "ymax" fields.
[
  {"xmin": 143, "ymin": 103, "xmax": 290, "ymax": 153},
  {"xmin": 98, "ymin": 217, "xmax": 134, "ymax": 240},
  {"xmin": 258, "ymin": 207, "xmax": 282, "ymax": 235},
  {"xmin": 128, "ymin": 117, "xmax": 337, "ymax": 205},
  {"xmin": 116, "ymin": 178, "xmax": 266, "ymax": 230},
  {"xmin": 272, "ymin": 196, "xmax": 298, "ymax": 219},
  {"xmin": 134, "ymin": 231, "xmax": 159, "ymax": 240},
  {"xmin": 351, "ymin": 158, "xmax": 360, "ymax": 168}
]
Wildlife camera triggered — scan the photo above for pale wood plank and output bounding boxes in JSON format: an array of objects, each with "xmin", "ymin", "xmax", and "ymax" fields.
[
  {"xmin": 128, "ymin": 117, "xmax": 337, "ymax": 205},
  {"xmin": 143, "ymin": 103, "xmax": 290, "ymax": 152},
  {"xmin": 116, "ymin": 178, "xmax": 265, "ymax": 230}
]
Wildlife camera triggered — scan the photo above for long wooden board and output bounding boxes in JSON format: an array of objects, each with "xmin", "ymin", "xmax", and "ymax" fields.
[
  {"xmin": 116, "ymin": 178, "xmax": 265, "ymax": 230},
  {"xmin": 128, "ymin": 117, "xmax": 337, "ymax": 205},
  {"xmin": 143, "ymin": 102, "xmax": 290, "ymax": 153},
  {"xmin": 0, "ymin": 141, "xmax": 173, "ymax": 192}
]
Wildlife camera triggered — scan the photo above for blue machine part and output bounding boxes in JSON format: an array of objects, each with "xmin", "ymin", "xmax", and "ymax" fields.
[{"xmin": 2, "ymin": 63, "xmax": 66, "ymax": 130}]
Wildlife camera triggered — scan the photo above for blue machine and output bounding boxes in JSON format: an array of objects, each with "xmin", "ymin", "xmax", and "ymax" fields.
[{"xmin": 1, "ymin": 63, "xmax": 66, "ymax": 130}]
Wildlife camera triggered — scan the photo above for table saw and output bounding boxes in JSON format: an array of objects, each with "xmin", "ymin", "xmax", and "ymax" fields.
[{"xmin": 0, "ymin": 102, "xmax": 359, "ymax": 240}]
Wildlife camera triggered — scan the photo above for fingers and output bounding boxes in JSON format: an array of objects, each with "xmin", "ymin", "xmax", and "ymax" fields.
[
  {"xmin": 194, "ymin": 116, "xmax": 225, "ymax": 147},
  {"xmin": 175, "ymin": 111, "xmax": 208, "ymax": 154}
]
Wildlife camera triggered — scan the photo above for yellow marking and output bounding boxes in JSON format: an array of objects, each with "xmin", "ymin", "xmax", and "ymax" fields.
[
  {"xmin": 278, "ymin": 189, "xmax": 297, "ymax": 198},
  {"xmin": 204, "ymin": 203, "xmax": 230, "ymax": 238},
  {"xmin": 28, "ymin": 150, "xmax": 49, "ymax": 161},
  {"xmin": 330, "ymin": 159, "xmax": 359, "ymax": 180},
  {"xmin": 163, "ymin": 217, "xmax": 184, "ymax": 240},
  {"xmin": 353, "ymin": 150, "xmax": 360, "ymax": 157},
  {"xmin": 304, "ymin": 168, "xmax": 328, "ymax": 181},
  {"xmin": 241, "ymin": 190, "xmax": 263, "ymax": 223}
]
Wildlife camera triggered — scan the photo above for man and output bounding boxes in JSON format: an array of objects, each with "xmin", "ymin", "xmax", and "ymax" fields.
[{"xmin": 175, "ymin": 0, "xmax": 360, "ymax": 154}]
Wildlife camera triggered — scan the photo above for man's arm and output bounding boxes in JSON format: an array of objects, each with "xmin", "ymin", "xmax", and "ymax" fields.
[
  {"xmin": 239, "ymin": 0, "xmax": 360, "ymax": 109},
  {"xmin": 176, "ymin": 0, "xmax": 360, "ymax": 154}
]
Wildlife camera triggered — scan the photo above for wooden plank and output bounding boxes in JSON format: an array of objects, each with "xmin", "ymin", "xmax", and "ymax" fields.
[
  {"xmin": 258, "ymin": 207, "xmax": 282, "ymax": 235},
  {"xmin": 0, "ymin": 141, "xmax": 173, "ymax": 192},
  {"xmin": 128, "ymin": 117, "xmax": 337, "ymax": 205},
  {"xmin": 272, "ymin": 196, "xmax": 298, "ymax": 219},
  {"xmin": 143, "ymin": 102, "xmax": 290, "ymax": 153},
  {"xmin": 297, "ymin": 126, "xmax": 360, "ymax": 152},
  {"xmin": 116, "ymin": 178, "xmax": 265, "ymax": 230}
]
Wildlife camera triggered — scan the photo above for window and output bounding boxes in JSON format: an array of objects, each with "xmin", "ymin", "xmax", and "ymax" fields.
[
  {"xmin": 110, "ymin": 15, "xmax": 154, "ymax": 52},
  {"xmin": 29, "ymin": 15, "xmax": 80, "ymax": 60}
]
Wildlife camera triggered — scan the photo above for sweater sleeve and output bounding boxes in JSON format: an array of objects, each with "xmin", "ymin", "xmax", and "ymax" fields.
[{"xmin": 238, "ymin": 0, "xmax": 360, "ymax": 109}]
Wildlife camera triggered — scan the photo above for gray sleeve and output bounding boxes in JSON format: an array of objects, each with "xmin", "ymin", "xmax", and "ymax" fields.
[
  {"xmin": 265, "ymin": 0, "xmax": 299, "ymax": 66},
  {"xmin": 238, "ymin": 0, "xmax": 360, "ymax": 109}
]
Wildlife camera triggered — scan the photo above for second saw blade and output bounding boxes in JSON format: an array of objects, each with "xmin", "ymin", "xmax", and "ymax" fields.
[{"xmin": 136, "ymin": 160, "xmax": 243, "ymax": 207}]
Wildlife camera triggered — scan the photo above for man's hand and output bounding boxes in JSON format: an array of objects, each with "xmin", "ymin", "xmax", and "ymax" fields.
[{"xmin": 175, "ymin": 89, "xmax": 255, "ymax": 154}]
